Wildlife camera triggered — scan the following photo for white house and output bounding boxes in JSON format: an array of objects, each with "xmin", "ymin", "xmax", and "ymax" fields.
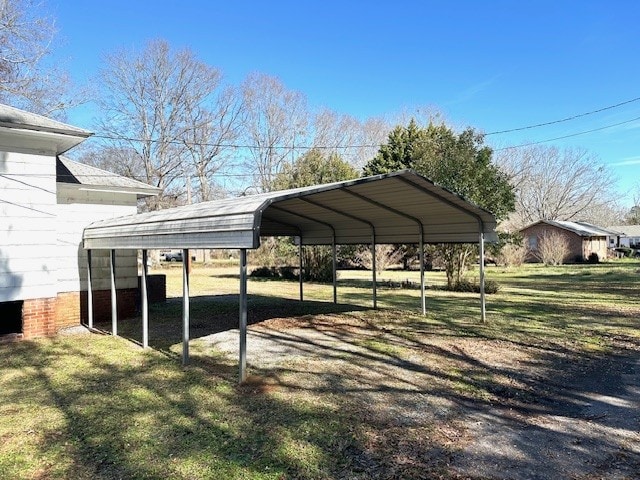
[
  {"xmin": 606, "ymin": 225, "xmax": 640, "ymax": 249},
  {"xmin": 0, "ymin": 104, "xmax": 159, "ymax": 340}
]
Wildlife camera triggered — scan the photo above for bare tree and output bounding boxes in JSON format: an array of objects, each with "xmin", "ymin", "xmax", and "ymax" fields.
[
  {"xmin": 355, "ymin": 245, "xmax": 403, "ymax": 273},
  {"xmin": 240, "ymin": 73, "xmax": 309, "ymax": 192},
  {"xmin": 181, "ymin": 85, "xmax": 244, "ymax": 202},
  {"xmin": 96, "ymin": 40, "xmax": 225, "ymax": 209},
  {"xmin": 496, "ymin": 145, "xmax": 617, "ymax": 229},
  {"xmin": 0, "ymin": 0, "xmax": 78, "ymax": 117},
  {"xmin": 309, "ymin": 108, "xmax": 393, "ymax": 172}
]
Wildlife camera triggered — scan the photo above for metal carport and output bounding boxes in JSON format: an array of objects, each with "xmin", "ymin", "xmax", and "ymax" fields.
[{"xmin": 83, "ymin": 170, "xmax": 498, "ymax": 381}]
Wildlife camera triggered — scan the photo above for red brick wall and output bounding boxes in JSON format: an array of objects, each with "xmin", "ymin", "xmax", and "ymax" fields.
[
  {"xmin": 79, "ymin": 288, "xmax": 138, "ymax": 324},
  {"xmin": 521, "ymin": 223, "xmax": 608, "ymax": 263},
  {"xmin": 521, "ymin": 224, "xmax": 582, "ymax": 263},
  {"xmin": 18, "ymin": 288, "xmax": 138, "ymax": 339},
  {"xmin": 22, "ymin": 297, "xmax": 57, "ymax": 339}
]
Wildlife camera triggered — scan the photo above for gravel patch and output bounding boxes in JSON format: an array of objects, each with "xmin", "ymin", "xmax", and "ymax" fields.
[{"xmin": 201, "ymin": 318, "xmax": 640, "ymax": 480}]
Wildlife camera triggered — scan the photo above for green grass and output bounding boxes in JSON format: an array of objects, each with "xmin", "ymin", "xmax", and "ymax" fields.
[{"xmin": 1, "ymin": 260, "xmax": 639, "ymax": 479}]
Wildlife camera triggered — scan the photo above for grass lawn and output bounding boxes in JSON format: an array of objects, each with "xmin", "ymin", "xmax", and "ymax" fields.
[{"xmin": 1, "ymin": 260, "xmax": 639, "ymax": 479}]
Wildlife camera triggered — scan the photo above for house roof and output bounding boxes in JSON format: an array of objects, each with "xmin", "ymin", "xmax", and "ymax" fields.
[
  {"xmin": 0, "ymin": 104, "xmax": 91, "ymax": 138},
  {"xmin": 83, "ymin": 169, "xmax": 498, "ymax": 250},
  {"xmin": 521, "ymin": 220, "xmax": 619, "ymax": 237},
  {"xmin": 0, "ymin": 103, "xmax": 92, "ymax": 154},
  {"xmin": 607, "ymin": 225, "xmax": 640, "ymax": 237},
  {"xmin": 57, "ymin": 156, "xmax": 160, "ymax": 197}
]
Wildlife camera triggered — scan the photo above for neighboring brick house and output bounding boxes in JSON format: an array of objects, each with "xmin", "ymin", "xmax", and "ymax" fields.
[
  {"xmin": 520, "ymin": 220, "xmax": 617, "ymax": 263},
  {"xmin": 0, "ymin": 104, "xmax": 159, "ymax": 340}
]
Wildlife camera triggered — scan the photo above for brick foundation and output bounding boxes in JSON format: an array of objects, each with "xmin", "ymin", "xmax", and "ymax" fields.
[
  {"xmin": 22, "ymin": 297, "xmax": 57, "ymax": 339},
  {"xmin": 17, "ymin": 288, "xmax": 138, "ymax": 339}
]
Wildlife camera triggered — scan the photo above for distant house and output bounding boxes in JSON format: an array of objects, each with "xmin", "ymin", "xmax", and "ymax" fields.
[
  {"xmin": 0, "ymin": 104, "xmax": 159, "ymax": 340},
  {"xmin": 520, "ymin": 220, "xmax": 618, "ymax": 263},
  {"xmin": 606, "ymin": 225, "xmax": 640, "ymax": 249}
]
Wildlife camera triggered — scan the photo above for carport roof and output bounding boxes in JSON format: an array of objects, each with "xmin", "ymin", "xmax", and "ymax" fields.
[{"xmin": 83, "ymin": 170, "xmax": 498, "ymax": 250}]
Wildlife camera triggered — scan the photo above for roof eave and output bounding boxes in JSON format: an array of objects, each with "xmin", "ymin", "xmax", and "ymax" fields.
[{"xmin": 60, "ymin": 183, "xmax": 161, "ymax": 198}]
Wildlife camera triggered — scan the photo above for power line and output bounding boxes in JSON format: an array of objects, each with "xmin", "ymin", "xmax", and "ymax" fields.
[
  {"xmin": 495, "ymin": 115, "xmax": 640, "ymax": 151},
  {"xmin": 486, "ymin": 96, "xmax": 640, "ymax": 135},
  {"xmin": 0, "ymin": 197, "xmax": 55, "ymax": 216},
  {"xmin": 91, "ymin": 133, "xmax": 381, "ymax": 151},
  {"xmin": 0, "ymin": 174, "xmax": 57, "ymax": 195}
]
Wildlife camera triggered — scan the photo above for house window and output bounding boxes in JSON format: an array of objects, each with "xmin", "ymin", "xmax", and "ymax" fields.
[{"xmin": 528, "ymin": 236, "xmax": 538, "ymax": 249}]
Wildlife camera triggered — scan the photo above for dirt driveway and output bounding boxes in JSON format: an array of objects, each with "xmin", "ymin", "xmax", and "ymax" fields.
[{"xmin": 203, "ymin": 313, "xmax": 640, "ymax": 480}]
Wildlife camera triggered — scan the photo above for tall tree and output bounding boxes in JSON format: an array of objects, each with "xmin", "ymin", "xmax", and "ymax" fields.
[
  {"xmin": 627, "ymin": 184, "xmax": 640, "ymax": 224},
  {"xmin": 96, "ymin": 40, "xmax": 229, "ymax": 209},
  {"xmin": 272, "ymin": 148, "xmax": 359, "ymax": 191},
  {"xmin": 240, "ymin": 73, "xmax": 309, "ymax": 192},
  {"xmin": 495, "ymin": 145, "xmax": 617, "ymax": 229},
  {"xmin": 0, "ymin": 0, "xmax": 76, "ymax": 117},
  {"xmin": 364, "ymin": 120, "xmax": 515, "ymax": 288},
  {"xmin": 180, "ymin": 85, "xmax": 244, "ymax": 203},
  {"xmin": 271, "ymin": 150, "xmax": 359, "ymax": 281},
  {"xmin": 365, "ymin": 120, "xmax": 514, "ymax": 220}
]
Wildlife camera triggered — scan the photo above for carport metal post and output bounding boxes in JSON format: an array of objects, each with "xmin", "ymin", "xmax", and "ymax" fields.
[
  {"xmin": 110, "ymin": 249, "xmax": 117, "ymax": 336},
  {"xmin": 239, "ymin": 248, "xmax": 248, "ymax": 382},
  {"xmin": 371, "ymin": 233, "xmax": 377, "ymax": 310},
  {"xmin": 420, "ymin": 235, "xmax": 426, "ymax": 315},
  {"xmin": 182, "ymin": 249, "xmax": 190, "ymax": 366},
  {"xmin": 298, "ymin": 240, "xmax": 303, "ymax": 301},
  {"xmin": 340, "ymin": 188, "xmax": 427, "ymax": 314},
  {"xmin": 332, "ymin": 239, "xmax": 337, "ymax": 304},
  {"xmin": 141, "ymin": 249, "xmax": 149, "ymax": 348},
  {"xmin": 479, "ymin": 232, "xmax": 486, "ymax": 323},
  {"xmin": 86, "ymin": 249, "xmax": 93, "ymax": 329}
]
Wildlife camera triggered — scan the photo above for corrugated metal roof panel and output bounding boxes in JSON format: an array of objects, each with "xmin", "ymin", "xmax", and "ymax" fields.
[{"xmin": 83, "ymin": 170, "xmax": 498, "ymax": 249}]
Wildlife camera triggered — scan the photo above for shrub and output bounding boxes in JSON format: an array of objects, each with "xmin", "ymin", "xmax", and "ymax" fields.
[
  {"xmin": 536, "ymin": 231, "xmax": 569, "ymax": 265},
  {"xmin": 250, "ymin": 266, "xmax": 281, "ymax": 279},
  {"xmin": 587, "ymin": 252, "xmax": 600, "ymax": 264},
  {"xmin": 615, "ymin": 247, "xmax": 634, "ymax": 258},
  {"xmin": 497, "ymin": 242, "xmax": 529, "ymax": 268},
  {"xmin": 250, "ymin": 266, "xmax": 299, "ymax": 280},
  {"xmin": 302, "ymin": 246, "xmax": 333, "ymax": 282},
  {"xmin": 355, "ymin": 244, "xmax": 403, "ymax": 273},
  {"xmin": 452, "ymin": 279, "xmax": 500, "ymax": 294}
]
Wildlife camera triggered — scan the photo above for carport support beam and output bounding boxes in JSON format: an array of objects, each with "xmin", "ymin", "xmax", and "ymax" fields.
[
  {"xmin": 110, "ymin": 249, "xmax": 117, "ymax": 336},
  {"xmin": 87, "ymin": 249, "xmax": 93, "ymax": 329},
  {"xmin": 182, "ymin": 249, "xmax": 190, "ymax": 366},
  {"xmin": 141, "ymin": 249, "xmax": 149, "ymax": 348},
  {"xmin": 479, "ymin": 232, "xmax": 486, "ymax": 323},
  {"xmin": 420, "ymin": 236, "xmax": 426, "ymax": 316},
  {"xmin": 239, "ymin": 248, "xmax": 248, "ymax": 382},
  {"xmin": 332, "ymin": 239, "xmax": 337, "ymax": 304},
  {"xmin": 372, "ymin": 234, "xmax": 377, "ymax": 310},
  {"xmin": 299, "ymin": 240, "xmax": 303, "ymax": 301}
]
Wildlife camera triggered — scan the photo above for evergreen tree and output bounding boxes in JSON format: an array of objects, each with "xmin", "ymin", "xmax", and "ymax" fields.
[{"xmin": 364, "ymin": 121, "xmax": 515, "ymax": 289}]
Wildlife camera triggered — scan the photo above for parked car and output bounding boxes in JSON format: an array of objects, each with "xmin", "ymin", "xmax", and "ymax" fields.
[{"xmin": 164, "ymin": 251, "xmax": 183, "ymax": 262}]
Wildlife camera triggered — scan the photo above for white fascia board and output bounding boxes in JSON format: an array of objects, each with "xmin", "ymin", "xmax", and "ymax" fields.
[{"xmin": 0, "ymin": 126, "xmax": 89, "ymax": 155}]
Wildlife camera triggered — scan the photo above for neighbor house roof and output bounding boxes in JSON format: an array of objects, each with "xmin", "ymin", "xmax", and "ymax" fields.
[
  {"xmin": 57, "ymin": 156, "xmax": 161, "ymax": 197},
  {"xmin": 83, "ymin": 169, "xmax": 498, "ymax": 250},
  {"xmin": 521, "ymin": 220, "xmax": 619, "ymax": 237},
  {"xmin": 0, "ymin": 103, "xmax": 92, "ymax": 154},
  {"xmin": 606, "ymin": 225, "xmax": 640, "ymax": 237}
]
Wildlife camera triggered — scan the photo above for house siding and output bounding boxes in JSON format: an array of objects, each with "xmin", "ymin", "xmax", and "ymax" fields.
[
  {"xmin": 0, "ymin": 151, "xmax": 57, "ymax": 302},
  {"xmin": 56, "ymin": 184, "xmax": 138, "ymax": 292},
  {"xmin": 1, "ymin": 160, "xmax": 143, "ymax": 339}
]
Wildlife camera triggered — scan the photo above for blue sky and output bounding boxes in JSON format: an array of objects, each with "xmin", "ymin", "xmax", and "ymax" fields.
[{"xmin": 50, "ymin": 0, "xmax": 640, "ymax": 205}]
